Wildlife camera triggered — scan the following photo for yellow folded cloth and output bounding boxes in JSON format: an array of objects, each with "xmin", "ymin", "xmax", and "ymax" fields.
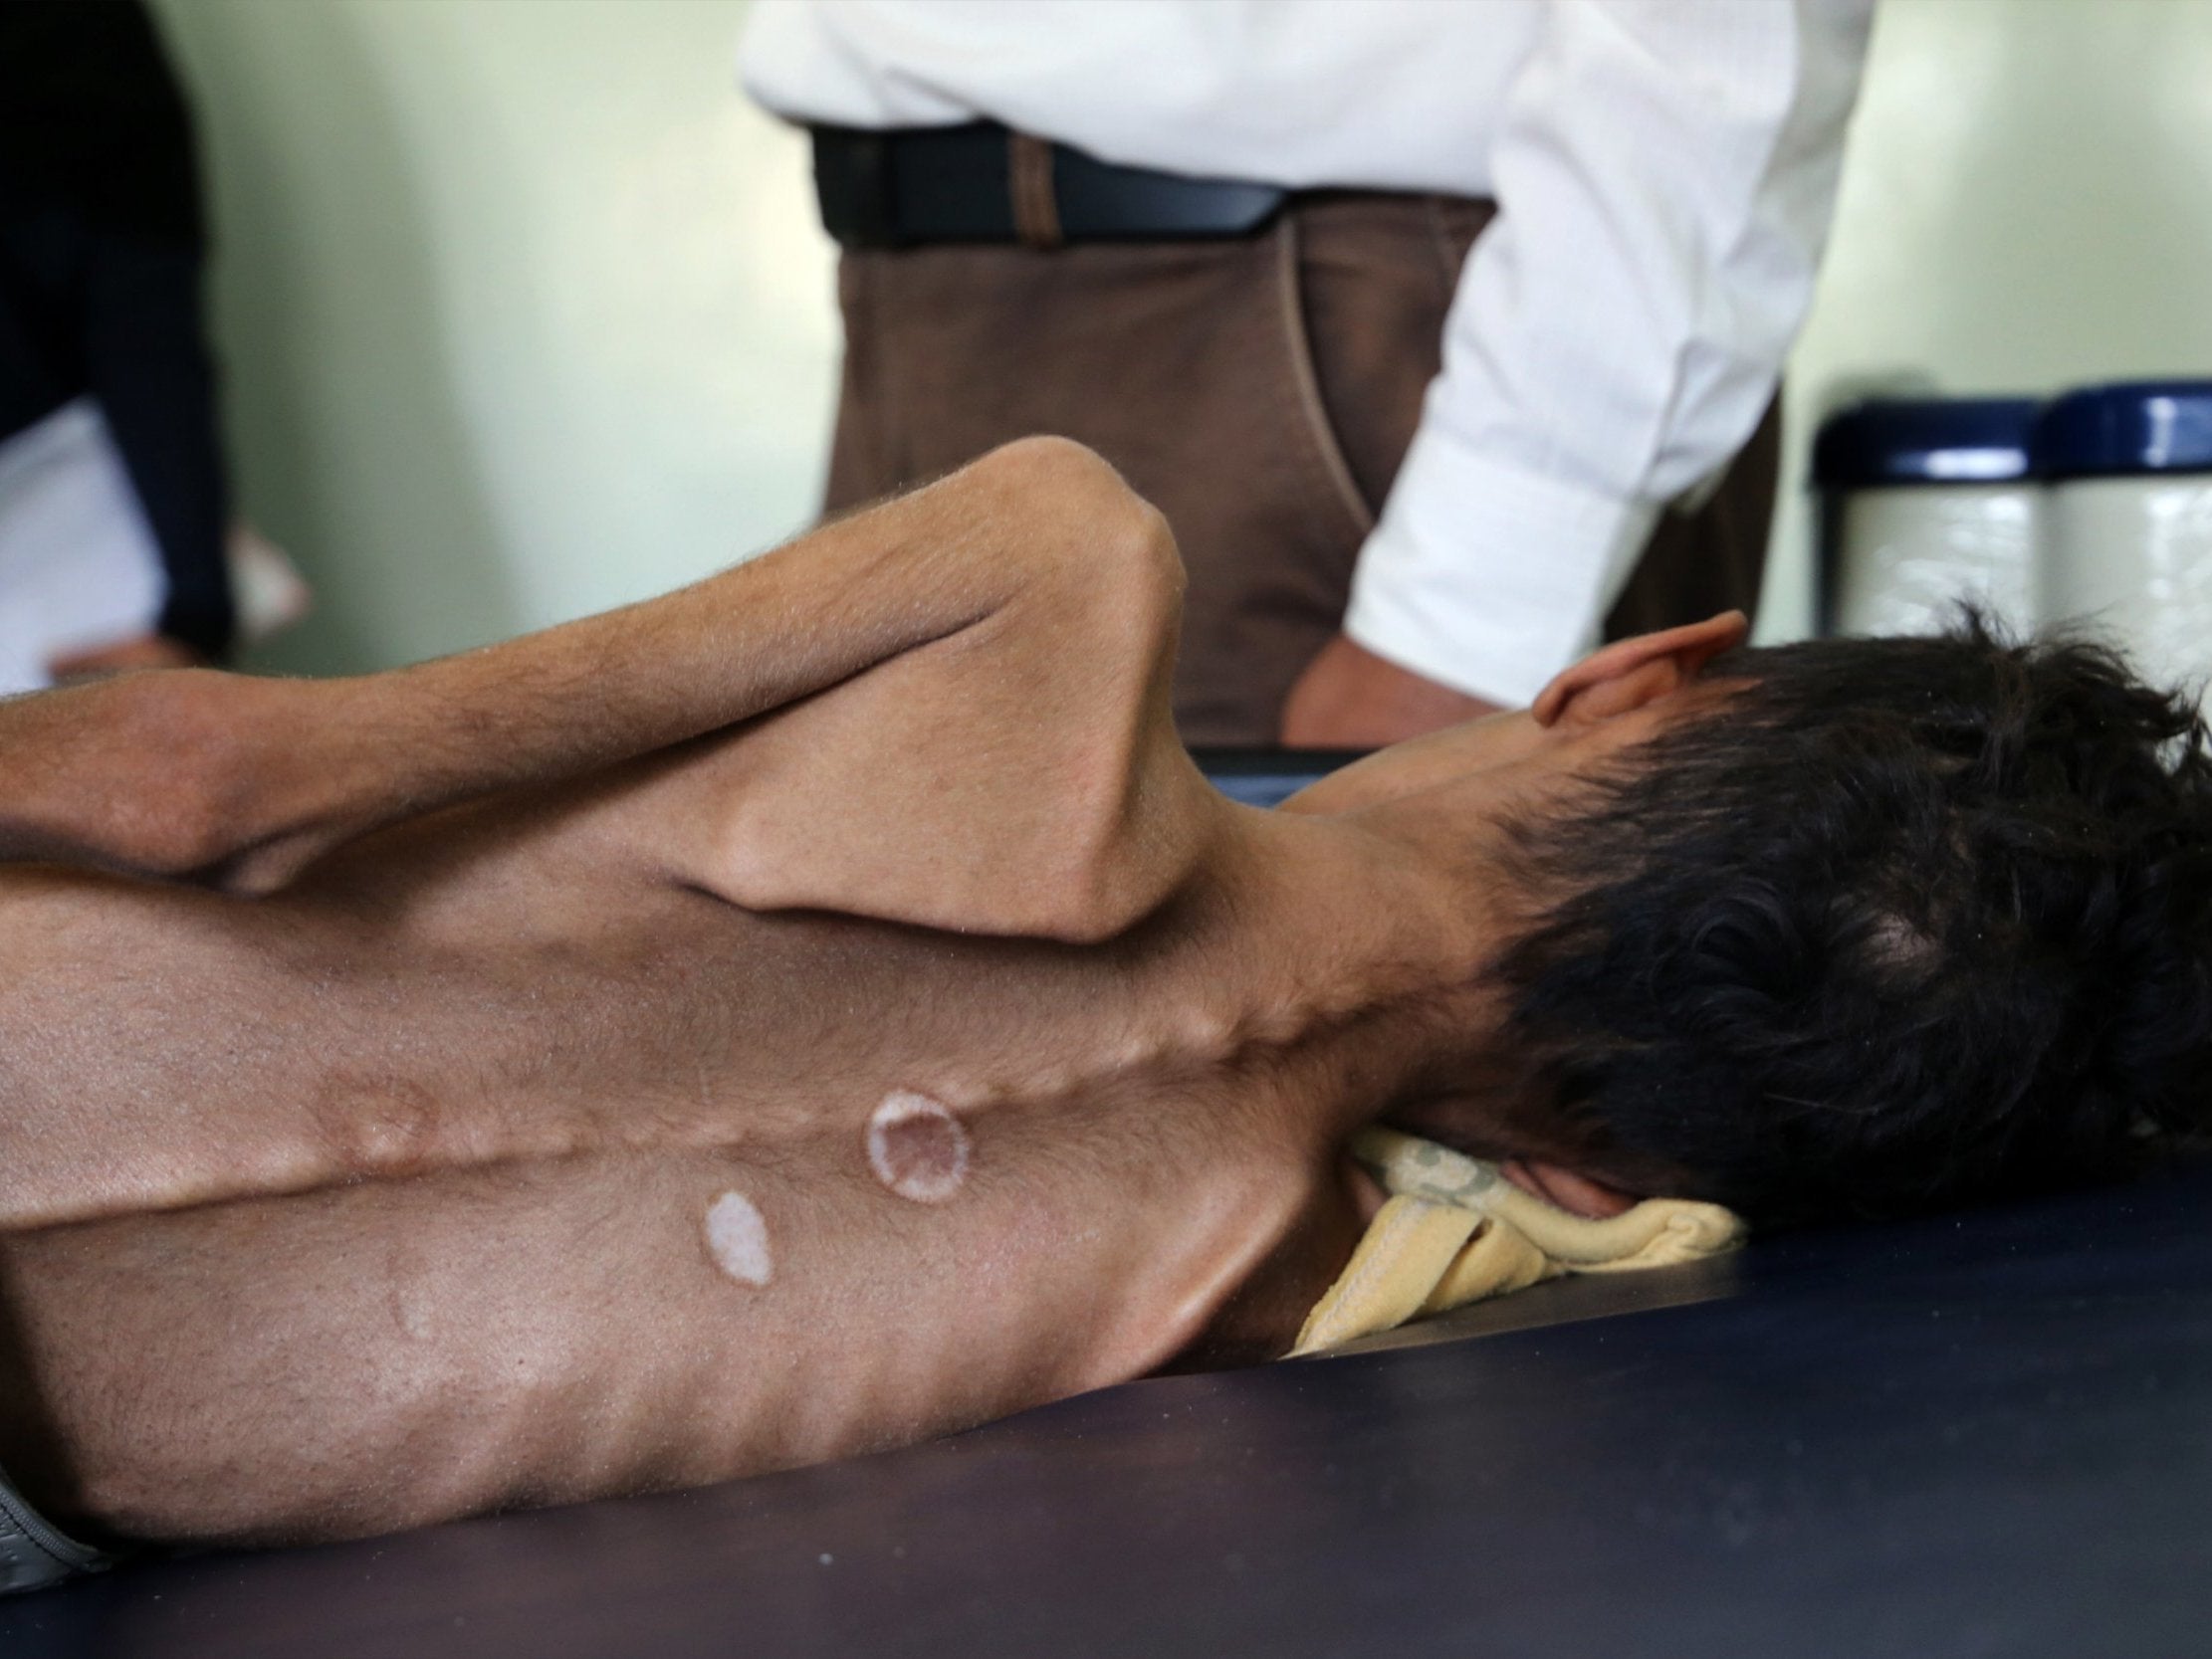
[{"xmin": 1291, "ymin": 1126, "xmax": 1746, "ymax": 1355}]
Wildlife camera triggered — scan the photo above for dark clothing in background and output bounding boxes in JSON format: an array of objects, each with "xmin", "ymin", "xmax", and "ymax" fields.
[
  {"xmin": 822, "ymin": 193, "xmax": 1779, "ymax": 745},
  {"xmin": 0, "ymin": 0, "xmax": 234, "ymax": 657}
]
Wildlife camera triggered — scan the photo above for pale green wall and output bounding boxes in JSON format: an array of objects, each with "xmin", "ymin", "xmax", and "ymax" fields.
[
  {"xmin": 151, "ymin": 0, "xmax": 2212, "ymax": 672},
  {"xmin": 152, "ymin": 0, "xmax": 834, "ymax": 676}
]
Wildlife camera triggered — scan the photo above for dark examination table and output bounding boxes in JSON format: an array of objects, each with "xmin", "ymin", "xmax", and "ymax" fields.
[{"xmin": 6, "ymin": 758, "xmax": 2209, "ymax": 1657}]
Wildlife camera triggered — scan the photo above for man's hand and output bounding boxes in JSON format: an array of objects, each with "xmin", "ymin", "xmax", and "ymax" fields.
[
  {"xmin": 1278, "ymin": 633, "xmax": 1502, "ymax": 748},
  {"xmin": 49, "ymin": 633, "xmax": 201, "ymax": 681}
]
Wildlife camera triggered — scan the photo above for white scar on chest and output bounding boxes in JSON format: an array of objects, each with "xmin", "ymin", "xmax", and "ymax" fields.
[
  {"xmin": 866, "ymin": 1090, "xmax": 972, "ymax": 1203},
  {"xmin": 704, "ymin": 1190, "xmax": 773, "ymax": 1286}
]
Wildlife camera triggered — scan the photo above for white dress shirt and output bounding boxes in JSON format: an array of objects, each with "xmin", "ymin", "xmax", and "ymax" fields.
[{"xmin": 744, "ymin": 0, "xmax": 1873, "ymax": 706}]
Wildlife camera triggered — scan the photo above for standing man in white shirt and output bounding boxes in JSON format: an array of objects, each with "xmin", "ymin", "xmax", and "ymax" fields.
[{"xmin": 743, "ymin": 0, "xmax": 1874, "ymax": 747}]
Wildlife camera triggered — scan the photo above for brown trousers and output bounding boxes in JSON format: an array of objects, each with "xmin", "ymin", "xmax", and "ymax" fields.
[{"xmin": 824, "ymin": 193, "xmax": 1781, "ymax": 746}]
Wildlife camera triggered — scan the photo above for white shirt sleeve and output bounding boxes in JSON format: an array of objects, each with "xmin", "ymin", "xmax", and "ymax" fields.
[{"xmin": 1345, "ymin": 0, "xmax": 1873, "ymax": 707}]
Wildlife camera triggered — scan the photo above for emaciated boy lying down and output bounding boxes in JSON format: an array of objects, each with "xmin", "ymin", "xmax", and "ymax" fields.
[{"xmin": 2, "ymin": 439, "xmax": 2207, "ymax": 1590}]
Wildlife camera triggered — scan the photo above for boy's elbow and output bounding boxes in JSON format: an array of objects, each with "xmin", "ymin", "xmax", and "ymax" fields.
[{"xmin": 966, "ymin": 438, "xmax": 1185, "ymax": 600}]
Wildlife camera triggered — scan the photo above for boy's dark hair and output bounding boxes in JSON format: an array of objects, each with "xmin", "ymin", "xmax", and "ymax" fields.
[{"xmin": 1495, "ymin": 615, "xmax": 2212, "ymax": 1228}]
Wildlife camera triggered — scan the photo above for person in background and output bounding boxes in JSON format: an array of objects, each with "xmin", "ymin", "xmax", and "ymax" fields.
[
  {"xmin": 0, "ymin": 0, "xmax": 304, "ymax": 695},
  {"xmin": 743, "ymin": 0, "xmax": 1876, "ymax": 746}
]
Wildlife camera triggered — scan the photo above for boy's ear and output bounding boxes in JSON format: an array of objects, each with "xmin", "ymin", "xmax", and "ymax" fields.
[
  {"xmin": 1502, "ymin": 1158, "xmax": 1638, "ymax": 1219},
  {"xmin": 1531, "ymin": 611, "xmax": 1749, "ymax": 728}
]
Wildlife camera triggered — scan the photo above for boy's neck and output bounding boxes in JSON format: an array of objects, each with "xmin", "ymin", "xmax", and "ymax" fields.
[
  {"xmin": 1130, "ymin": 799, "xmax": 1526, "ymax": 1366},
  {"xmin": 1134, "ymin": 800, "xmax": 1520, "ymax": 1146}
]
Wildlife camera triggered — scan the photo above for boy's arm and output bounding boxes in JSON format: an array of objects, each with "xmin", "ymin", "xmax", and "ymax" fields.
[{"xmin": 0, "ymin": 439, "xmax": 1215, "ymax": 938}]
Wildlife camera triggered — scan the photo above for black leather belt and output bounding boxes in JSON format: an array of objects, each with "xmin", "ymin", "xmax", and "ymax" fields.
[{"xmin": 811, "ymin": 121, "xmax": 1288, "ymax": 250}]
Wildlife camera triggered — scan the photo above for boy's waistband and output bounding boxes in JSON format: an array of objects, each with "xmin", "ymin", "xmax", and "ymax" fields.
[{"xmin": 0, "ymin": 1459, "xmax": 112, "ymax": 1595}]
